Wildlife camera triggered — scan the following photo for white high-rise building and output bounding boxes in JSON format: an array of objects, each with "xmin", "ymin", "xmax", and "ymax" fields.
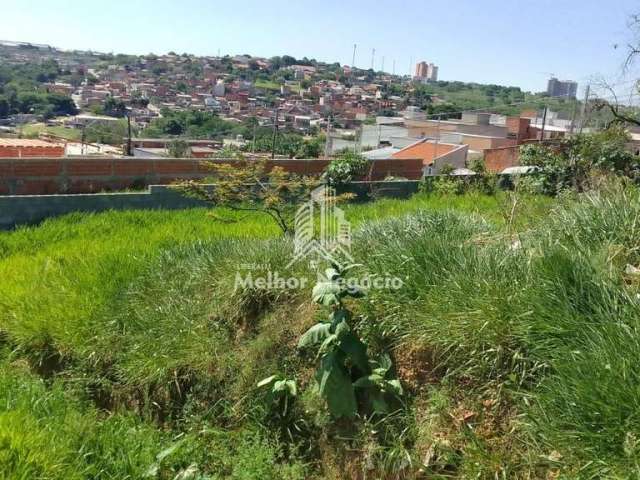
[{"xmin": 426, "ymin": 63, "xmax": 438, "ymax": 82}]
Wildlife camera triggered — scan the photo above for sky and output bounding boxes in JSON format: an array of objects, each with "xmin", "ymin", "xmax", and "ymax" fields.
[{"xmin": 2, "ymin": 0, "xmax": 639, "ymax": 95}]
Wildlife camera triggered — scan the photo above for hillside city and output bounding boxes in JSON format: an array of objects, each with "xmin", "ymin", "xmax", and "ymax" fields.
[{"xmin": 0, "ymin": 39, "xmax": 614, "ymax": 193}]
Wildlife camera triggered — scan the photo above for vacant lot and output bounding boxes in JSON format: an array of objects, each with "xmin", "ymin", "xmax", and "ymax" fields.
[
  {"xmin": 0, "ymin": 188, "xmax": 638, "ymax": 479},
  {"xmin": 22, "ymin": 123, "xmax": 82, "ymax": 141}
]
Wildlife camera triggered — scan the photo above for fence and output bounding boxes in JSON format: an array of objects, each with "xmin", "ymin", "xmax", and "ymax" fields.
[
  {"xmin": 0, "ymin": 157, "xmax": 425, "ymax": 195},
  {"xmin": 0, "ymin": 181, "xmax": 421, "ymax": 230}
]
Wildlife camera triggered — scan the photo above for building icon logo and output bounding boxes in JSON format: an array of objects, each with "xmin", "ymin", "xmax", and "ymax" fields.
[{"xmin": 287, "ymin": 184, "xmax": 354, "ymax": 269}]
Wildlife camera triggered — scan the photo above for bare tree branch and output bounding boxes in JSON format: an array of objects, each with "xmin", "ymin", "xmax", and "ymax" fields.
[{"xmin": 595, "ymin": 99, "xmax": 640, "ymax": 127}]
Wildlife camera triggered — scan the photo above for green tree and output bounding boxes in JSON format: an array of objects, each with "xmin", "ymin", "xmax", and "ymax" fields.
[
  {"xmin": 143, "ymin": 110, "xmax": 240, "ymax": 139},
  {"xmin": 296, "ymin": 136, "xmax": 323, "ymax": 158},
  {"xmin": 0, "ymin": 96, "xmax": 10, "ymax": 118},
  {"xmin": 167, "ymin": 139, "xmax": 191, "ymax": 158},
  {"xmin": 179, "ymin": 158, "xmax": 315, "ymax": 235},
  {"xmin": 84, "ymin": 119, "xmax": 135, "ymax": 145},
  {"xmin": 130, "ymin": 92, "xmax": 149, "ymax": 108},
  {"xmin": 324, "ymin": 151, "xmax": 369, "ymax": 185},
  {"xmin": 519, "ymin": 126, "xmax": 636, "ymax": 193},
  {"xmin": 103, "ymin": 96, "xmax": 127, "ymax": 117},
  {"xmin": 439, "ymin": 163, "xmax": 456, "ymax": 175}
]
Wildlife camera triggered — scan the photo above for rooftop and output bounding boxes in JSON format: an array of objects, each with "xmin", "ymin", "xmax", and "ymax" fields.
[{"xmin": 392, "ymin": 138, "xmax": 458, "ymax": 164}]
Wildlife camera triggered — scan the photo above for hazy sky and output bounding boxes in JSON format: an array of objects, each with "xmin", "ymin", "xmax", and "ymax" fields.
[{"xmin": 2, "ymin": 0, "xmax": 639, "ymax": 95}]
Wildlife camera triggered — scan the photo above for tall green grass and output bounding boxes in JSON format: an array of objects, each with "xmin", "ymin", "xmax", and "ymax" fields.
[
  {"xmin": 5, "ymin": 189, "xmax": 638, "ymax": 478},
  {"xmin": 0, "ymin": 359, "xmax": 309, "ymax": 479},
  {"xmin": 0, "ymin": 209, "xmax": 278, "ymax": 358},
  {"xmin": 353, "ymin": 187, "xmax": 640, "ymax": 477},
  {"xmin": 0, "ymin": 362, "xmax": 164, "ymax": 479},
  {"xmin": 525, "ymin": 189, "xmax": 640, "ymax": 477}
]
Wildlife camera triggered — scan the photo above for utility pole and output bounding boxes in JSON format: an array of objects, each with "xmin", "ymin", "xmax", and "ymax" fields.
[
  {"xmin": 381, "ymin": 56, "xmax": 385, "ymax": 73},
  {"xmin": 81, "ymin": 124, "xmax": 86, "ymax": 156},
  {"xmin": 352, "ymin": 44, "xmax": 357, "ymax": 68},
  {"xmin": 433, "ymin": 114, "xmax": 441, "ymax": 174},
  {"xmin": 539, "ymin": 106, "xmax": 548, "ymax": 141},
  {"xmin": 392, "ymin": 59, "xmax": 395, "ymax": 76},
  {"xmin": 324, "ymin": 113, "xmax": 333, "ymax": 158},
  {"xmin": 251, "ymin": 121, "xmax": 257, "ymax": 153},
  {"xmin": 126, "ymin": 113, "xmax": 132, "ymax": 156},
  {"xmin": 568, "ymin": 97, "xmax": 578, "ymax": 135},
  {"xmin": 570, "ymin": 90, "xmax": 588, "ymax": 189},
  {"xmin": 371, "ymin": 48, "xmax": 375, "ymax": 70},
  {"xmin": 409, "ymin": 56, "xmax": 413, "ymax": 77},
  {"xmin": 271, "ymin": 106, "xmax": 279, "ymax": 159},
  {"xmin": 354, "ymin": 124, "xmax": 362, "ymax": 154},
  {"xmin": 578, "ymin": 84, "xmax": 590, "ymax": 134}
]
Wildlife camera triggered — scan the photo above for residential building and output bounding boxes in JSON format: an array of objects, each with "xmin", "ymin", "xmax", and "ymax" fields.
[
  {"xmin": 363, "ymin": 137, "xmax": 468, "ymax": 176},
  {"xmin": 414, "ymin": 61, "xmax": 438, "ymax": 82},
  {"xmin": 391, "ymin": 139, "xmax": 467, "ymax": 175},
  {"xmin": 546, "ymin": 77, "xmax": 578, "ymax": 99},
  {"xmin": 427, "ymin": 63, "xmax": 438, "ymax": 82}
]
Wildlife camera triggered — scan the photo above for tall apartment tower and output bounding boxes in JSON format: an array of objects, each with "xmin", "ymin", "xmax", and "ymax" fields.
[
  {"xmin": 546, "ymin": 77, "xmax": 578, "ymax": 99},
  {"xmin": 414, "ymin": 61, "xmax": 438, "ymax": 82},
  {"xmin": 426, "ymin": 63, "xmax": 438, "ymax": 82},
  {"xmin": 415, "ymin": 61, "xmax": 428, "ymax": 78}
]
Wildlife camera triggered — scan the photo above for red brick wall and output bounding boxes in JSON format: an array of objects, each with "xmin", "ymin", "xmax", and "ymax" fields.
[
  {"xmin": 0, "ymin": 145, "xmax": 65, "ymax": 158},
  {"xmin": 483, "ymin": 146, "xmax": 520, "ymax": 173},
  {"xmin": 506, "ymin": 117, "xmax": 534, "ymax": 142},
  {"xmin": 0, "ymin": 157, "xmax": 425, "ymax": 195}
]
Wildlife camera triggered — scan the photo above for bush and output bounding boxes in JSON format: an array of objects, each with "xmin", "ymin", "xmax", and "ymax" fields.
[
  {"xmin": 432, "ymin": 177, "xmax": 464, "ymax": 195},
  {"xmin": 167, "ymin": 139, "xmax": 191, "ymax": 158},
  {"xmin": 519, "ymin": 127, "xmax": 636, "ymax": 194},
  {"xmin": 324, "ymin": 151, "xmax": 369, "ymax": 185},
  {"xmin": 513, "ymin": 174, "xmax": 546, "ymax": 194}
]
